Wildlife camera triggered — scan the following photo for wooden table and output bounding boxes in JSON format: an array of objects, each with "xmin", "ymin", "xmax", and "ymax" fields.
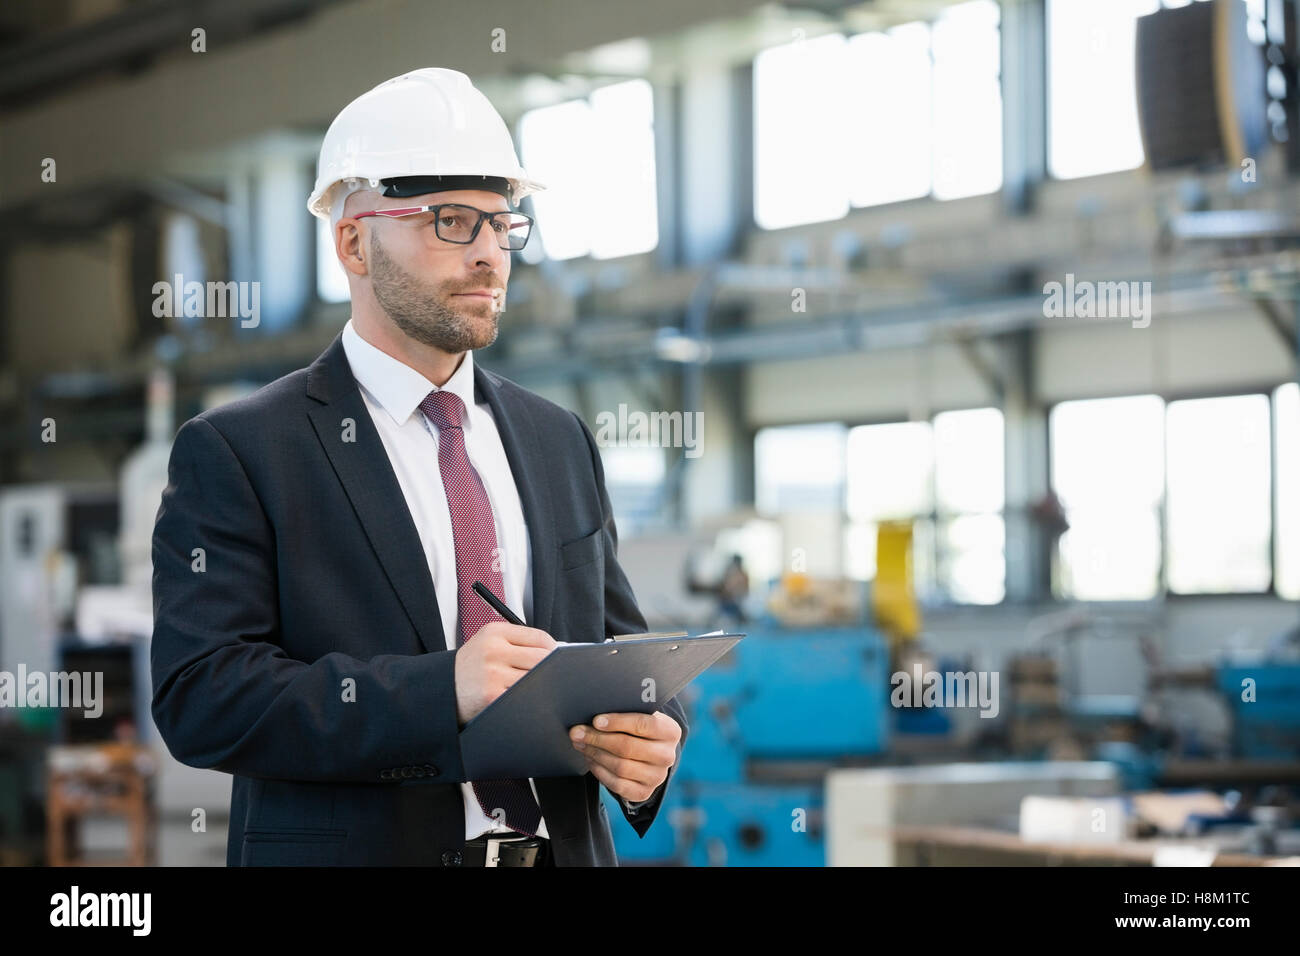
[
  {"xmin": 46, "ymin": 744, "xmax": 157, "ymax": 866},
  {"xmin": 887, "ymin": 824, "xmax": 1293, "ymax": 867}
]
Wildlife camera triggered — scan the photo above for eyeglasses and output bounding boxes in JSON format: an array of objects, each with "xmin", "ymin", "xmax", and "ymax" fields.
[{"xmin": 350, "ymin": 203, "xmax": 534, "ymax": 250}]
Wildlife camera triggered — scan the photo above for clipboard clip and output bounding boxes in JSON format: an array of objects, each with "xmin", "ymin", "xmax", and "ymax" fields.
[{"xmin": 607, "ymin": 630, "xmax": 689, "ymax": 643}]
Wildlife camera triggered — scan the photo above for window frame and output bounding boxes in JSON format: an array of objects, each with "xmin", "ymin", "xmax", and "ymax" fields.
[
  {"xmin": 517, "ymin": 78, "xmax": 661, "ymax": 263},
  {"xmin": 754, "ymin": 403, "xmax": 1009, "ymax": 606},
  {"xmin": 751, "ymin": 0, "xmax": 1005, "ymax": 230},
  {"xmin": 1047, "ymin": 382, "xmax": 1293, "ymax": 602}
]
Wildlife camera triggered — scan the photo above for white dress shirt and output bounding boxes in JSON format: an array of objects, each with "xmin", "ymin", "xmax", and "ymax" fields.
[{"xmin": 340, "ymin": 318, "xmax": 549, "ymax": 842}]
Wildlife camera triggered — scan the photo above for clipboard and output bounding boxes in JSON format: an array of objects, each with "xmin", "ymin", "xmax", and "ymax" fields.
[{"xmin": 457, "ymin": 630, "xmax": 743, "ymax": 779}]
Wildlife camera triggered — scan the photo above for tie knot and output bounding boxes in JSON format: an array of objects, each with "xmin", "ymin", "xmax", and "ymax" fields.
[{"xmin": 419, "ymin": 389, "xmax": 465, "ymax": 430}]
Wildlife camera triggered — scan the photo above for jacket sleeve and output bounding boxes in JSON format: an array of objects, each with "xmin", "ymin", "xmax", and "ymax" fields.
[
  {"xmin": 150, "ymin": 416, "xmax": 467, "ymax": 785},
  {"xmin": 573, "ymin": 412, "xmax": 689, "ymax": 838}
]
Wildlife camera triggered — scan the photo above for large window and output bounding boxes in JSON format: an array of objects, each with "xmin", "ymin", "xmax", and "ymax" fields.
[
  {"xmin": 1165, "ymin": 395, "xmax": 1272, "ymax": 593},
  {"xmin": 934, "ymin": 408, "xmax": 1006, "ymax": 603},
  {"xmin": 929, "ymin": 0, "xmax": 1003, "ymax": 200},
  {"xmin": 756, "ymin": 409, "xmax": 1005, "ymax": 604},
  {"xmin": 845, "ymin": 409, "xmax": 1006, "ymax": 604},
  {"xmin": 754, "ymin": 0, "xmax": 1002, "ymax": 229},
  {"xmin": 755, "ymin": 423, "xmax": 847, "ymax": 514},
  {"xmin": 1047, "ymin": 0, "xmax": 1159, "ymax": 180},
  {"xmin": 754, "ymin": 32, "xmax": 852, "ymax": 229},
  {"xmin": 845, "ymin": 26, "xmax": 930, "ymax": 209},
  {"xmin": 1052, "ymin": 389, "xmax": 1295, "ymax": 599},
  {"xmin": 519, "ymin": 79, "xmax": 659, "ymax": 261},
  {"xmin": 1051, "ymin": 395, "xmax": 1165, "ymax": 600}
]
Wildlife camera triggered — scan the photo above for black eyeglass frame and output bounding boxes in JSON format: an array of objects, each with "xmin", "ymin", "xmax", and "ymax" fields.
[{"xmin": 349, "ymin": 202, "xmax": 534, "ymax": 250}]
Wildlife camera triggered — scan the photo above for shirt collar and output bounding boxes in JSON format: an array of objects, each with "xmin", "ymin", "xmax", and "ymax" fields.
[{"xmin": 341, "ymin": 318, "xmax": 477, "ymax": 427}]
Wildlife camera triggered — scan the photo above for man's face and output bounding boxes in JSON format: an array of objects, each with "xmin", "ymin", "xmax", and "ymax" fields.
[{"xmin": 362, "ymin": 188, "xmax": 513, "ymax": 354}]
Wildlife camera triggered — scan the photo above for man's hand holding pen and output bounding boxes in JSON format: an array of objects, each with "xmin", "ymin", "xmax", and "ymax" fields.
[
  {"xmin": 453, "ymin": 621, "xmax": 557, "ymax": 726},
  {"xmin": 455, "ymin": 580, "xmax": 557, "ymax": 726}
]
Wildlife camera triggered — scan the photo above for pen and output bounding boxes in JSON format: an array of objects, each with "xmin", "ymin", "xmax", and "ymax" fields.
[{"xmin": 471, "ymin": 580, "xmax": 525, "ymax": 626}]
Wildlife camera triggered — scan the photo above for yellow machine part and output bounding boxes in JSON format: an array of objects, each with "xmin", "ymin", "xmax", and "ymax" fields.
[{"xmin": 871, "ymin": 520, "xmax": 921, "ymax": 645}]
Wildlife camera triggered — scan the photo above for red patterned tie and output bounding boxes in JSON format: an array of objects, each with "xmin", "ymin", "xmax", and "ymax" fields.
[{"xmin": 420, "ymin": 388, "xmax": 542, "ymax": 837}]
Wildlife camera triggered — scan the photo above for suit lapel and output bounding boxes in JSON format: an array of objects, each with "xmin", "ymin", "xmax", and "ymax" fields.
[
  {"xmin": 305, "ymin": 333, "xmax": 446, "ymax": 655},
  {"xmin": 472, "ymin": 362, "xmax": 557, "ymax": 638}
]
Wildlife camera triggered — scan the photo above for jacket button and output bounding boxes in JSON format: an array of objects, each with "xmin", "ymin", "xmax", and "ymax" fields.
[{"xmin": 441, "ymin": 850, "xmax": 462, "ymax": 866}]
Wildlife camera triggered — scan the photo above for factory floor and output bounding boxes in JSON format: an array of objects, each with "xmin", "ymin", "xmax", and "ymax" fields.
[{"xmin": 76, "ymin": 813, "xmax": 229, "ymax": 866}]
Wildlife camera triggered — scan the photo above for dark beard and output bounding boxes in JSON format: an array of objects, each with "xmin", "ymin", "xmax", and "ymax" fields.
[{"xmin": 369, "ymin": 228, "xmax": 501, "ymax": 353}]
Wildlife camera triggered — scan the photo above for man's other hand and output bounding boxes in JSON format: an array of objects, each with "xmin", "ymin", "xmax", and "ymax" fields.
[
  {"xmin": 454, "ymin": 622, "xmax": 556, "ymax": 726},
  {"xmin": 568, "ymin": 711, "xmax": 681, "ymax": 803}
]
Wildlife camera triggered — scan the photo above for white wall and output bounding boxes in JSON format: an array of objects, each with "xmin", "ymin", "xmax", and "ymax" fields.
[
  {"xmin": 1036, "ymin": 308, "xmax": 1292, "ymax": 401},
  {"xmin": 744, "ymin": 342, "xmax": 998, "ymax": 426}
]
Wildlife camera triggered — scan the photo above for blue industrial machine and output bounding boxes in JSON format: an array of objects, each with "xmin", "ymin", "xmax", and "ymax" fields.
[
  {"xmin": 603, "ymin": 622, "xmax": 891, "ymax": 865},
  {"xmin": 1215, "ymin": 660, "xmax": 1300, "ymax": 759}
]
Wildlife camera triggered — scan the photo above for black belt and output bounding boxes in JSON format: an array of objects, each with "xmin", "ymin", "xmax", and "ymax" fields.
[{"xmin": 456, "ymin": 834, "xmax": 549, "ymax": 867}]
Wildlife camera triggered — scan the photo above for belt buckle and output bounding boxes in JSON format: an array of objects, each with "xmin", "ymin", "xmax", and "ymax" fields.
[{"xmin": 484, "ymin": 833, "xmax": 516, "ymax": 868}]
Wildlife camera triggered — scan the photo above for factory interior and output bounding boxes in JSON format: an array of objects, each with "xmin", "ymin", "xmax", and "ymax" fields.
[{"xmin": 0, "ymin": 0, "xmax": 1298, "ymax": 870}]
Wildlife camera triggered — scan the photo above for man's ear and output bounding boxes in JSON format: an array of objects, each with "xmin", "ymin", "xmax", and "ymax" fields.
[{"xmin": 337, "ymin": 220, "xmax": 368, "ymax": 277}]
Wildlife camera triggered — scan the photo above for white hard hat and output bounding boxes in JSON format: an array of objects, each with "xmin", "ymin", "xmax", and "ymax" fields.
[{"xmin": 307, "ymin": 67, "xmax": 545, "ymax": 222}]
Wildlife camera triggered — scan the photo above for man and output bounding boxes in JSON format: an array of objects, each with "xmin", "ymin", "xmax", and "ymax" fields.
[{"xmin": 150, "ymin": 68, "xmax": 687, "ymax": 867}]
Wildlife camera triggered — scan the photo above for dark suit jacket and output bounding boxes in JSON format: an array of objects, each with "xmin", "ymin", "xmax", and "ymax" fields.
[{"xmin": 149, "ymin": 331, "xmax": 687, "ymax": 866}]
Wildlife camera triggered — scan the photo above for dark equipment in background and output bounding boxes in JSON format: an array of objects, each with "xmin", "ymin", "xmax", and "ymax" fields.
[{"xmin": 1135, "ymin": 0, "xmax": 1275, "ymax": 172}]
